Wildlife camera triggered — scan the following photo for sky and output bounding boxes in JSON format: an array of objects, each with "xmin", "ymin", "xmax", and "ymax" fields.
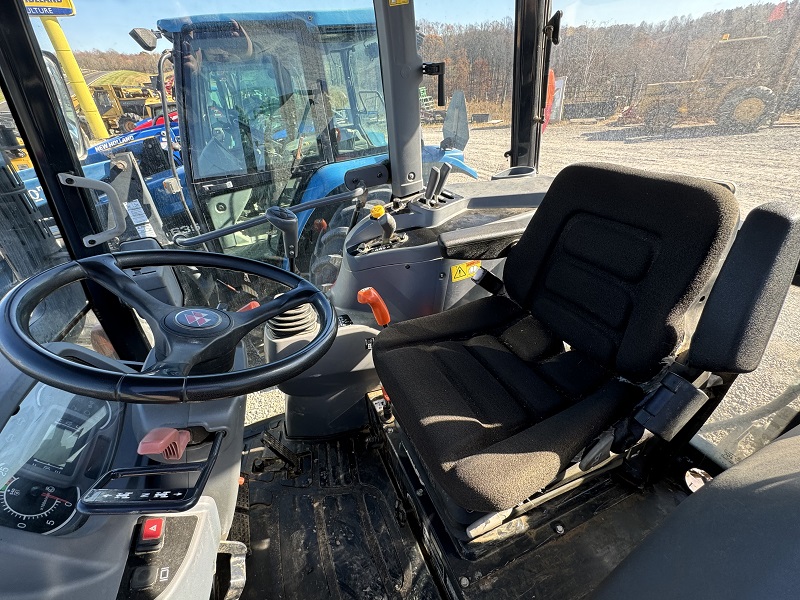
[{"xmin": 28, "ymin": 0, "xmax": 767, "ymax": 53}]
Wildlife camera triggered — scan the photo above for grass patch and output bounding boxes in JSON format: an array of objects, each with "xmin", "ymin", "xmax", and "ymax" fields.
[{"xmin": 91, "ymin": 70, "xmax": 154, "ymax": 86}]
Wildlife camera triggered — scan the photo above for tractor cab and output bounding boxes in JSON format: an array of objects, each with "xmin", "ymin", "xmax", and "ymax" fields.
[{"xmin": 1, "ymin": 1, "xmax": 800, "ymax": 599}]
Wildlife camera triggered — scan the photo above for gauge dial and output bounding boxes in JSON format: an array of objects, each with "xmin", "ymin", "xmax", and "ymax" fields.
[{"xmin": 0, "ymin": 476, "xmax": 78, "ymax": 534}]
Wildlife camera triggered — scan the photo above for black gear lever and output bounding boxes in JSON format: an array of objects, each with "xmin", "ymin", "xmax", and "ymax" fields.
[{"xmin": 266, "ymin": 206, "xmax": 299, "ymax": 273}]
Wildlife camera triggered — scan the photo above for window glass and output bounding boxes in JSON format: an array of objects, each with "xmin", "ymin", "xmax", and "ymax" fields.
[
  {"xmin": 184, "ymin": 19, "xmax": 321, "ymax": 180},
  {"xmin": 322, "ymin": 29, "xmax": 388, "ymax": 156},
  {"xmin": 546, "ymin": 0, "xmax": 800, "ymax": 466},
  {"xmin": 416, "ymin": 1, "xmax": 516, "ymax": 181},
  {"xmin": 0, "ymin": 110, "xmax": 85, "ymax": 343}
]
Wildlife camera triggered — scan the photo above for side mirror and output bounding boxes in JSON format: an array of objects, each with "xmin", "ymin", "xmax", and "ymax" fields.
[
  {"xmin": 42, "ymin": 52, "xmax": 87, "ymax": 160},
  {"xmin": 129, "ymin": 28, "xmax": 160, "ymax": 52}
]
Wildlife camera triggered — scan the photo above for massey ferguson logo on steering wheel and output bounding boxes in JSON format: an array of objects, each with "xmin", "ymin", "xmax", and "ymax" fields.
[{"xmin": 174, "ymin": 309, "xmax": 221, "ymax": 329}]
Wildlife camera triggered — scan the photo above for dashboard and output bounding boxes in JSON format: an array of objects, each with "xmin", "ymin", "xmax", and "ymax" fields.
[
  {"xmin": 0, "ymin": 382, "xmax": 122, "ymax": 535},
  {"xmin": 0, "ymin": 343, "xmax": 243, "ymax": 599}
]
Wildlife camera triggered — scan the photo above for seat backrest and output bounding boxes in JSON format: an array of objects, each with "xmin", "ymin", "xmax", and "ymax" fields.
[{"xmin": 504, "ymin": 163, "xmax": 739, "ymax": 382}]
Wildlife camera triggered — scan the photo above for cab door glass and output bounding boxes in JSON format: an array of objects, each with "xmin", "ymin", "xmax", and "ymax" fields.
[
  {"xmin": 0, "ymin": 111, "xmax": 85, "ymax": 344},
  {"xmin": 415, "ymin": 1, "xmax": 516, "ymax": 181},
  {"xmin": 546, "ymin": 0, "xmax": 800, "ymax": 466}
]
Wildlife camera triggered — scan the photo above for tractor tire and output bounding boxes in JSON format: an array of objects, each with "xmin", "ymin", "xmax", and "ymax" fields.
[
  {"xmin": 717, "ymin": 86, "xmax": 776, "ymax": 133},
  {"xmin": 309, "ymin": 227, "xmax": 350, "ymax": 287},
  {"xmin": 117, "ymin": 113, "xmax": 140, "ymax": 133}
]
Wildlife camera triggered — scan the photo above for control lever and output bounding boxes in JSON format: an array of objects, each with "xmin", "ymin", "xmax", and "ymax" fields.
[
  {"xmin": 423, "ymin": 166, "xmax": 440, "ymax": 206},
  {"xmin": 433, "ymin": 162, "xmax": 452, "ymax": 201},
  {"xmin": 266, "ymin": 205, "xmax": 299, "ymax": 273},
  {"xmin": 348, "ymin": 185, "xmax": 369, "ymax": 231},
  {"xmin": 357, "ymin": 287, "xmax": 390, "ymax": 327},
  {"xmin": 371, "ymin": 205, "xmax": 397, "ymax": 243}
]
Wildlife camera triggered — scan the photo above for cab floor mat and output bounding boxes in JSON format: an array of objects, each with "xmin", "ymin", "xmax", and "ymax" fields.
[{"xmin": 240, "ymin": 417, "xmax": 439, "ymax": 600}]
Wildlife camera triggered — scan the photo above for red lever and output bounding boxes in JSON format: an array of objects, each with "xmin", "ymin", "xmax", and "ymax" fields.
[
  {"xmin": 138, "ymin": 428, "xmax": 191, "ymax": 460},
  {"xmin": 357, "ymin": 287, "xmax": 391, "ymax": 327},
  {"xmin": 237, "ymin": 300, "xmax": 260, "ymax": 312}
]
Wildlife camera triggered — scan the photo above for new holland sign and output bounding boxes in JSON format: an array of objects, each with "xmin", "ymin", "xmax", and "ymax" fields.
[{"xmin": 24, "ymin": 0, "xmax": 76, "ymax": 17}]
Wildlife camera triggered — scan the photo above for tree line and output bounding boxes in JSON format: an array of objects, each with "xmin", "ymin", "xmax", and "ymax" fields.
[
  {"xmin": 419, "ymin": 1, "xmax": 798, "ymax": 117},
  {"xmin": 74, "ymin": 49, "xmax": 159, "ymax": 74},
  {"xmin": 72, "ymin": 2, "xmax": 798, "ymax": 119}
]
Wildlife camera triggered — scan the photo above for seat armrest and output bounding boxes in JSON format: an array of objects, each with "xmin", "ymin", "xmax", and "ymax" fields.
[{"xmin": 437, "ymin": 213, "xmax": 533, "ymax": 260}]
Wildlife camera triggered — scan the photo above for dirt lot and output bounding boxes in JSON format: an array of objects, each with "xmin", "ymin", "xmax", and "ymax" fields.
[{"xmin": 451, "ymin": 118, "xmax": 800, "ymax": 217}]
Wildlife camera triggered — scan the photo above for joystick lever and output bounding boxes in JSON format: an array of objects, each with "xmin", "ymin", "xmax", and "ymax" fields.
[
  {"xmin": 266, "ymin": 206, "xmax": 299, "ymax": 272},
  {"xmin": 357, "ymin": 287, "xmax": 390, "ymax": 327},
  {"xmin": 370, "ymin": 205, "xmax": 397, "ymax": 243},
  {"xmin": 423, "ymin": 166, "xmax": 440, "ymax": 206}
]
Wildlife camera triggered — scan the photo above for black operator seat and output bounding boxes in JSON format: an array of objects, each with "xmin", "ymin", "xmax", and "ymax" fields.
[{"xmin": 373, "ymin": 162, "xmax": 739, "ymax": 515}]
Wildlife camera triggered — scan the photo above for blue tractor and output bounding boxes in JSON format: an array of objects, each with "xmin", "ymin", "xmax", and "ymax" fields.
[{"xmin": 11, "ymin": 10, "xmax": 474, "ymax": 288}]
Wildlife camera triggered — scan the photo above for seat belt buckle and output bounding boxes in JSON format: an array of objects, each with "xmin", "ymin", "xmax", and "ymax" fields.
[{"xmin": 472, "ymin": 267, "xmax": 505, "ymax": 295}]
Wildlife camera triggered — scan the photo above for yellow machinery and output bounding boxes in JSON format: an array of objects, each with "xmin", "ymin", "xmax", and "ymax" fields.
[
  {"xmin": 632, "ymin": 33, "xmax": 800, "ymax": 132},
  {"xmin": 75, "ymin": 84, "xmax": 164, "ymax": 134}
]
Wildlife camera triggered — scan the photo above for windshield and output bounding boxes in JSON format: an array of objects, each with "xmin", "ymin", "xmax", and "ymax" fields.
[{"xmin": 183, "ymin": 17, "xmax": 323, "ymax": 182}]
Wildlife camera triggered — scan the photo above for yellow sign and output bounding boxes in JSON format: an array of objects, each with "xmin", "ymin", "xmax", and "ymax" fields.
[
  {"xmin": 389, "ymin": 0, "xmax": 409, "ymax": 5},
  {"xmin": 24, "ymin": 0, "xmax": 76, "ymax": 17},
  {"xmin": 451, "ymin": 260, "xmax": 481, "ymax": 283}
]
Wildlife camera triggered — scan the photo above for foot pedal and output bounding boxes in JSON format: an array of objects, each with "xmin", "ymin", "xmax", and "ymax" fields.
[{"xmin": 261, "ymin": 431, "xmax": 301, "ymax": 475}]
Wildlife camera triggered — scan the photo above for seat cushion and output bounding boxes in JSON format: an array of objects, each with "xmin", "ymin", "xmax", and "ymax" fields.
[{"xmin": 374, "ymin": 296, "xmax": 641, "ymax": 512}]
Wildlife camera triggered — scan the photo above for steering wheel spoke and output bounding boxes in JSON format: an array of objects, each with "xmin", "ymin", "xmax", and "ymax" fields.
[
  {"xmin": 79, "ymin": 255, "xmax": 172, "ymax": 323},
  {"xmin": 141, "ymin": 342, "xmax": 197, "ymax": 377}
]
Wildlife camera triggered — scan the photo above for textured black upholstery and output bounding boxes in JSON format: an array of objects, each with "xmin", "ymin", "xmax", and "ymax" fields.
[
  {"xmin": 505, "ymin": 163, "xmax": 739, "ymax": 381},
  {"xmin": 590, "ymin": 426, "xmax": 800, "ymax": 600},
  {"xmin": 374, "ymin": 163, "xmax": 739, "ymax": 513},
  {"xmin": 688, "ymin": 202, "xmax": 800, "ymax": 373}
]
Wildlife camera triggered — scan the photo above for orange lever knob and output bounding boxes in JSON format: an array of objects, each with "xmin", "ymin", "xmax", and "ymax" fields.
[{"xmin": 357, "ymin": 287, "xmax": 391, "ymax": 327}]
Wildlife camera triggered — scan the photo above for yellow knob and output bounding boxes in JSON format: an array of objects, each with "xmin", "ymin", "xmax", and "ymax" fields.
[{"xmin": 370, "ymin": 204, "xmax": 386, "ymax": 219}]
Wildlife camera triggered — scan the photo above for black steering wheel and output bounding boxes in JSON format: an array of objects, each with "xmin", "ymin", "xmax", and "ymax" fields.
[{"xmin": 0, "ymin": 250, "xmax": 337, "ymax": 403}]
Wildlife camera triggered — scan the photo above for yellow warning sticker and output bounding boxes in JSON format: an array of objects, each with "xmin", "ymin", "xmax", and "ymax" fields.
[
  {"xmin": 451, "ymin": 260, "xmax": 481, "ymax": 282},
  {"xmin": 389, "ymin": 0, "xmax": 409, "ymax": 5}
]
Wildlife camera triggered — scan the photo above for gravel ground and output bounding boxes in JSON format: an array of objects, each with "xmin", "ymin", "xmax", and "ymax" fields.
[{"xmin": 248, "ymin": 119, "xmax": 800, "ymax": 464}]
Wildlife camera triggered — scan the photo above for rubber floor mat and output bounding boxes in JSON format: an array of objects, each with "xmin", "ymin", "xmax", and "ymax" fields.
[{"xmin": 241, "ymin": 425, "xmax": 439, "ymax": 600}]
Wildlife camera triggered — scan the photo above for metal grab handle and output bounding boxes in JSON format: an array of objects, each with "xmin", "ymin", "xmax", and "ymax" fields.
[
  {"xmin": 58, "ymin": 172, "xmax": 127, "ymax": 247},
  {"xmin": 174, "ymin": 186, "xmax": 365, "ymax": 248}
]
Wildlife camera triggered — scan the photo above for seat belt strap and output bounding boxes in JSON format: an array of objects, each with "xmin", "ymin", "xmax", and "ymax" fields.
[{"xmin": 471, "ymin": 266, "xmax": 505, "ymax": 295}]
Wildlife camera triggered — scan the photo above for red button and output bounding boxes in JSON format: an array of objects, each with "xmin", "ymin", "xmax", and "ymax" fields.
[{"xmin": 141, "ymin": 518, "xmax": 163, "ymax": 541}]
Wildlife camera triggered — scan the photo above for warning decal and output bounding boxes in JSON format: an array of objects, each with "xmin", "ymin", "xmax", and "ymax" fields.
[
  {"xmin": 451, "ymin": 260, "xmax": 481, "ymax": 282},
  {"xmin": 389, "ymin": 0, "xmax": 409, "ymax": 5}
]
